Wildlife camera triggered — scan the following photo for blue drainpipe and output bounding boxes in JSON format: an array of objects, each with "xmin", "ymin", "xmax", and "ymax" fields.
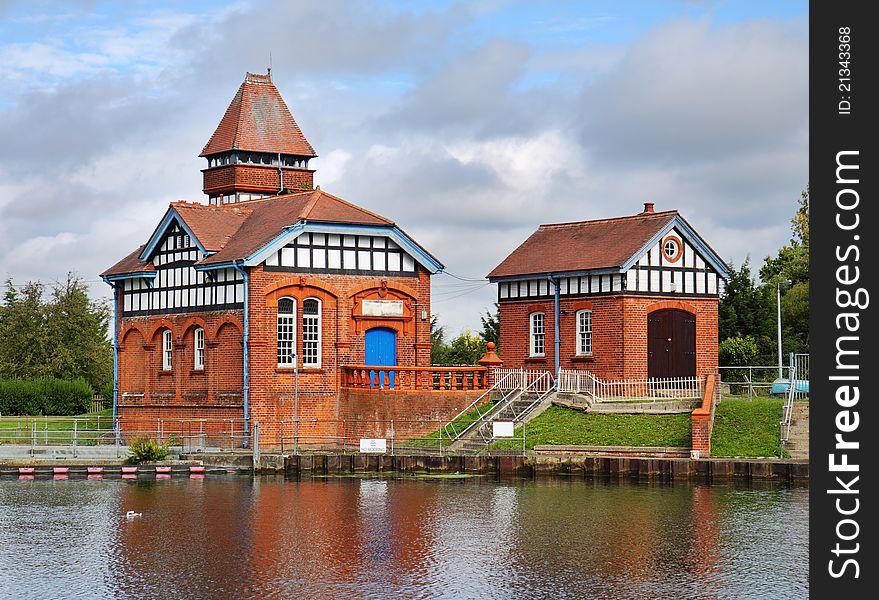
[
  {"xmin": 112, "ymin": 284, "xmax": 119, "ymax": 422},
  {"xmin": 548, "ymin": 274, "xmax": 560, "ymax": 379},
  {"xmin": 232, "ymin": 262, "xmax": 250, "ymax": 442}
]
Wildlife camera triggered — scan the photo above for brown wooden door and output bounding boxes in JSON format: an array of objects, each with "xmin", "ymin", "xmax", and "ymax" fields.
[{"xmin": 648, "ymin": 309, "xmax": 696, "ymax": 378}]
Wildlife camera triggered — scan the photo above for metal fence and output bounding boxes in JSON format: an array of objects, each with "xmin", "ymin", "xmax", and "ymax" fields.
[
  {"xmin": 0, "ymin": 415, "xmax": 528, "ymax": 458},
  {"xmin": 718, "ymin": 355, "xmax": 810, "ymax": 401},
  {"xmin": 557, "ymin": 369, "xmax": 703, "ymax": 403},
  {"xmin": 0, "ymin": 416, "xmax": 249, "ymax": 458}
]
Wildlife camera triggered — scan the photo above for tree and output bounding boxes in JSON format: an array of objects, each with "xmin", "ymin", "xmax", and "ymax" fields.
[
  {"xmin": 429, "ymin": 314, "xmax": 447, "ymax": 365},
  {"xmin": 480, "ymin": 304, "xmax": 499, "ymax": 348},
  {"xmin": 0, "ymin": 280, "xmax": 51, "ymax": 379},
  {"xmin": 718, "ymin": 259, "xmax": 775, "ymax": 359},
  {"xmin": 46, "ymin": 274, "xmax": 113, "ymax": 389},
  {"xmin": 760, "ymin": 185, "xmax": 810, "ymax": 355},
  {"xmin": 0, "ymin": 274, "xmax": 112, "ymax": 390},
  {"xmin": 434, "ymin": 330, "xmax": 487, "ymax": 366}
]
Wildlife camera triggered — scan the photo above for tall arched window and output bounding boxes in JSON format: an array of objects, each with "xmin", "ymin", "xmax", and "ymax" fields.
[
  {"xmin": 193, "ymin": 327, "xmax": 205, "ymax": 370},
  {"xmin": 162, "ymin": 329, "xmax": 173, "ymax": 370},
  {"xmin": 529, "ymin": 312, "xmax": 545, "ymax": 357},
  {"xmin": 576, "ymin": 310, "xmax": 593, "ymax": 356},
  {"xmin": 277, "ymin": 297, "xmax": 297, "ymax": 367},
  {"xmin": 302, "ymin": 298, "xmax": 322, "ymax": 368}
]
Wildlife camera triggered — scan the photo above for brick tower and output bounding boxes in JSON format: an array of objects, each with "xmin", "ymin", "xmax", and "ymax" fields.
[{"xmin": 200, "ymin": 71, "xmax": 318, "ymax": 205}]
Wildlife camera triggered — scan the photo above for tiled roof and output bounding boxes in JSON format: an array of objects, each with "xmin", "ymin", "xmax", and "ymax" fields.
[
  {"xmin": 198, "ymin": 189, "xmax": 394, "ymax": 266},
  {"xmin": 487, "ymin": 210, "xmax": 679, "ymax": 279},
  {"xmin": 173, "ymin": 202, "xmax": 250, "ymax": 252},
  {"xmin": 103, "ymin": 189, "xmax": 408, "ymax": 276},
  {"xmin": 200, "ymin": 72, "xmax": 317, "ymax": 157},
  {"xmin": 100, "ymin": 245, "xmax": 153, "ymax": 277}
]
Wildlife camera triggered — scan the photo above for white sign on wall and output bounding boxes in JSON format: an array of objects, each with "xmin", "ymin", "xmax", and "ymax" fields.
[
  {"xmin": 493, "ymin": 421, "xmax": 515, "ymax": 438},
  {"xmin": 360, "ymin": 438, "xmax": 388, "ymax": 453},
  {"xmin": 362, "ymin": 299, "xmax": 404, "ymax": 317}
]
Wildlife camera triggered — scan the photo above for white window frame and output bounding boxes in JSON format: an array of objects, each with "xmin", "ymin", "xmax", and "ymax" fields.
[
  {"xmin": 194, "ymin": 327, "xmax": 205, "ymax": 370},
  {"xmin": 302, "ymin": 297, "xmax": 322, "ymax": 368},
  {"xmin": 277, "ymin": 297, "xmax": 297, "ymax": 367},
  {"xmin": 576, "ymin": 309, "xmax": 593, "ymax": 356},
  {"xmin": 529, "ymin": 312, "xmax": 545, "ymax": 357},
  {"xmin": 162, "ymin": 329, "xmax": 173, "ymax": 371}
]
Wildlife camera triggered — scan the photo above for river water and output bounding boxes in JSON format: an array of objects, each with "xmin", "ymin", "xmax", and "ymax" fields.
[{"xmin": 0, "ymin": 475, "xmax": 807, "ymax": 599}]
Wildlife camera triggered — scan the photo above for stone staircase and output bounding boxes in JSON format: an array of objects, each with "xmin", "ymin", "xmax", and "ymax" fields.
[
  {"xmin": 453, "ymin": 392, "xmax": 553, "ymax": 454},
  {"xmin": 783, "ymin": 402, "xmax": 809, "ymax": 459}
]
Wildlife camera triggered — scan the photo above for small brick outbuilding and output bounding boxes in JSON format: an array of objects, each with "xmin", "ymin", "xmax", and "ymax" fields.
[{"xmin": 487, "ymin": 204, "xmax": 730, "ymax": 381}]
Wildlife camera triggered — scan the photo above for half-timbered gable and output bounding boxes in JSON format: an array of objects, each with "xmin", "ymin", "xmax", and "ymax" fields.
[
  {"xmin": 488, "ymin": 203, "xmax": 729, "ymax": 381},
  {"xmin": 264, "ymin": 232, "xmax": 421, "ymax": 276}
]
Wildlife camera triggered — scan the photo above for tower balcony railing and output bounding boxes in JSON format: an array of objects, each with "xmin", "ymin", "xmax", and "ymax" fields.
[{"xmin": 341, "ymin": 365, "xmax": 488, "ymax": 392}]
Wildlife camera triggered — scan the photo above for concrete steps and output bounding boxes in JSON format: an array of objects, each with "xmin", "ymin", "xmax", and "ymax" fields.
[{"xmin": 784, "ymin": 402, "xmax": 809, "ymax": 459}]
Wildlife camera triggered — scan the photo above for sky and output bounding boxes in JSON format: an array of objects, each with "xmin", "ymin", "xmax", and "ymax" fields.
[{"xmin": 0, "ymin": 0, "xmax": 808, "ymax": 335}]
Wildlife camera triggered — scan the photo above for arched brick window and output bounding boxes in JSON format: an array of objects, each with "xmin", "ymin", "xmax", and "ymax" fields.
[
  {"xmin": 162, "ymin": 329, "xmax": 173, "ymax": 371},
  {"xmin": 277, "ymin": 297, "xmax": 297, "ymax": 367},
  {"xmin": 193, "ymin": 327, "xmax": 205, "ymax": 370},
  {"xmin": 302, "ymin": 298, "xmax": 322, "ymax": 368}
]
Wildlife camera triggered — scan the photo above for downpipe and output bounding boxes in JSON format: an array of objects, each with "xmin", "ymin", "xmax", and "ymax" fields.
[{"xmin": 232, "ymin": 262, "xmax": 250, "ymax": 447}]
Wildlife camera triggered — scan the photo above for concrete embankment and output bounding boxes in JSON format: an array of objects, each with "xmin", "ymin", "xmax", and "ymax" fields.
[{"xmin": 188, "ymin": 452, "xmax": 809, "ymax": 482}]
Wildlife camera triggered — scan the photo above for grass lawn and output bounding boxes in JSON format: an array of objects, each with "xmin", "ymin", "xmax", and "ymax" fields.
[
  {"xmin": 404, "ymin": 399, "xmax": 497, "ymax": 447},
  {"xmin": 0, "ymin": 409, "xmax": 114, "ymax": 444},
  {"xmin": 492, "ymin": 406, "xmax": 692, "ymax": 451},
  {"xmin": 710, "ymin": 397, "xmax": 785, "ymax": 457}
]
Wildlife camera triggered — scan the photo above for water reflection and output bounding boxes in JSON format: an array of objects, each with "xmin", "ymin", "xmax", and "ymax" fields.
[{"xmin": 0, "ymin": 476, "xmax": 808, "ymax": 599}]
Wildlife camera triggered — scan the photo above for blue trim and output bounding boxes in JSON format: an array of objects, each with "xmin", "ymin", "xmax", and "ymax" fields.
[
  {"xmin": 242, "ymin": 221, "xmax": 444, "ymax": 273},
  {"xmin": 101, "ymin": 272, "xmax": 157, "ymax": 283},
  {"xmin": 488, "ymin": 267, "xmax": 622, "ymax": 283},
  {"xmin": 620, "ymin": 215, "xmax": 731, "ymax": 277},
  {"xmin": 112, "ymin": 285, "xmax": 119, "ymax": 422},
  {"xmin": 193, "ymin": 262, "xmax": 237, "ymax": 272},
  {"xmin": 232, "ymin": 262, "xmax": 250, "ymax": 442},
  {"xmin": 548, "ymin": 275, "xmax": 561, "ymax": 379},
  {"xmin": 139, "ymin": 207, "xmax": 210, "ymax": 261}
]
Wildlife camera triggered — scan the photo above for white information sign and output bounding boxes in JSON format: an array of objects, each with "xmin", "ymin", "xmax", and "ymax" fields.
[
  {"xmin": 360, "ymin": 438, "xmax": 388, "ymax": 453},
  {"xmin": 493, "ymin": 421, "xmax": 515, "ymax": 438},
  {"xmin": 362, "ymin": 299, "xmax": 404, "ymax": 317}
]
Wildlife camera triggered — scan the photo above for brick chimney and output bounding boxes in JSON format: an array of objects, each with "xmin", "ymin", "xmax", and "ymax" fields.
[{"xmin": 642, "ymin": 202, "xmax": 655, "ymax": 214}]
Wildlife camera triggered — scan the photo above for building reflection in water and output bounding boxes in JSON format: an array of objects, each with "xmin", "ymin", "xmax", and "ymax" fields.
[{"xmin": 101, "ymin": 476, "xmax": 805, "ymax": 598}]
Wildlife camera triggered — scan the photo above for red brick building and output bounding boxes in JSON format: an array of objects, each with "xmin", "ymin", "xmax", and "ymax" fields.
[
  {"xmin": 101, "ymin": 72, "xmax": 449, "ymax": 445},
  {"xmin": 487, "ymin": 204, "xmax": 730, "ymax": 381}
]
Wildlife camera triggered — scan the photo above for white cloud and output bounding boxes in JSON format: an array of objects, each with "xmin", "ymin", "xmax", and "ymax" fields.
[{"xmin": 0, "ymin": 3, "xmax": 807, "ymax": 335}]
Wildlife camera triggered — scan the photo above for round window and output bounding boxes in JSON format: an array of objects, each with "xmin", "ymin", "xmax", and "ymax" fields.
[{"xmin": 662, "ymin": 236, "xmax": 682, "ymax": 263}]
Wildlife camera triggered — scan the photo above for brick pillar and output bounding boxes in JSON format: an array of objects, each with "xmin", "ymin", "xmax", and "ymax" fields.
[
  {"xmin": 477, "ymin": 342, "xmax": 504, "ymax": 388},
  {"xmin": 690, "ymin": 373, "xmax": 718, "ymax": 458}
]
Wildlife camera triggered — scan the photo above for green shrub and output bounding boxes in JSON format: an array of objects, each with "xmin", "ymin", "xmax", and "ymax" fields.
[
  {"xmin": 719, "ymin": 335, "xmax": 759, "ymax": 366},
  {"xmin": 99, "ymin": 382, "xmax": 114, "ymax": 406},
  {"xmin": 0, "ymin": 377, "xmax": 93, "ymax": 416},
  {"xmin": 127, "ymin": 438, "xmax": 169, "ymax": 464}
]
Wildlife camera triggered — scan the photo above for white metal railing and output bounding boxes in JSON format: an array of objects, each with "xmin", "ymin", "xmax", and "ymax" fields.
[
  {"xmin": 472, "ymin": 371, "xmax": 555, "ymax": 445},
  {"xmin": 441, "ymin": 371, "xmax": 521, "ymax": 441},
  {"xmin": 780, "ymin": 353, "xmax": 809, "ymax": 447},
  {"xmin": 557, "ymin": 368, "xmax": 703, "ymax": 403},
  {"xmin": 452, "ymin": 371, "xmax": 555, "ymax": 444},
  {"xmin": 493, "ymin": 368, "xmax": 553, "ymax": 392}
]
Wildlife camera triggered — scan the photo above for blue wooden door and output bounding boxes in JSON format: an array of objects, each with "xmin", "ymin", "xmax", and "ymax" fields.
[{"xmin": 364, "ymin": 328, "xmax": 397, "ymax": 389}]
